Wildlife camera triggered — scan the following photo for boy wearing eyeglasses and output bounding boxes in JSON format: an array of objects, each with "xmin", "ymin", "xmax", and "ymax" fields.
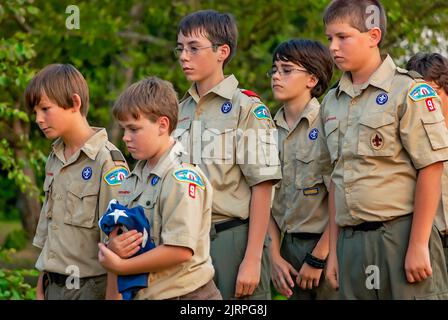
[
  {"xmin": 267, "ymin": 39, "xmax": 336, "ymax": 300},
  {"xmin": 174, "ymin": 9, "xmax": 282, "ymax": 300}
]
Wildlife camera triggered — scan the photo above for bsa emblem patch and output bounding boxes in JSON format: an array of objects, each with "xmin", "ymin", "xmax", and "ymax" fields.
[
  {"xmin": 409, "ymin": 83, "xmax": 437, "ymax": 102},
  {"xmin": 376, "ymin": 93, "xmax": 388, "ymax": 105},
  {"xmin": 253, "ymin": 105, "xmax": 271, "ymax": 120},
  {"xmin": 151, "ymin": 176, "xmax": 160, "ymax": 186},
  {"xmin": 104, "ymin": 167, "xmax": 129, "ymax": 186},
  {"xmin": 425, "ymin": 98, "xmax": 436, "ymax": 112},
  {"xmin": 82, "ymin": 167, "xmax": 92, "ymax": 180},
  {"xmin": 371, "ymin": 132, "xmax": 384, "ymax": 150},
  {"xmin": 221, "ymin": 101, "xmax": 232, "ymax": 114},
  {"xmin": 173, "ymin": 169, "xmax": 205, "ymax": 189},
  {"xmin": 309, "ymin": 128, "xmax": 319, "ymax": 140}
]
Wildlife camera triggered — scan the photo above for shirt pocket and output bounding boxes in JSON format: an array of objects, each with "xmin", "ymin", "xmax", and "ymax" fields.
[
  {"xmin": 324, "ymin": 120, "xmax": 339, "ymax": 163},
  {"xmin": 64, "ymin": 183, "xmax": 100, "ymax": 228},
  {"xmin": 43, "ymin": 176, "xmax": 54, "ymax": 218},
  {"xmin": 422, "ymin": 112, "xmax": 448, "ymax": 150},
  {"xmin": 202, "ymin": 122, "xmax": 236, "ymax": 161},
  {"xmin": 295, "ymin": 148, "xmax": 324, "ymax": 190},
  {"xmin": 357, "ymin": 112, "xmax": 396, "ymax": 157}
]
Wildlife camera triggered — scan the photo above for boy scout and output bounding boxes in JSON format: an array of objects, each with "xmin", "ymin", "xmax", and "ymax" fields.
[
  {"xmin": 25, "ymin": 64, "xmax": 129, "ymax": 300},
  {"xmin": 267, "ymin": 39, "xmax": 336, "ymax": 300},
  {"xmin": 98, "ymin": 77, "xmax": 221, "ymax": 300},
  {"xmin": 322, "ymin": 0, "xmax": 448, "ymax": 299},
  {"xmin": 174, "ymin": 10, "xmax": 282, "ymax": 299},
  {"xmin": 406, "ymin": 53, "xmax": 448, "ymax": 270}
]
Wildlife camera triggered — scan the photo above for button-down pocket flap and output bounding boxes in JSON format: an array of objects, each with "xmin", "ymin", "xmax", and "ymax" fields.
[
  {"xmin": 422, "ymin": 117, "xmax": 448, "ymax": 150},
  {"xmin": 296, "ymin": 147, "xmax": 315, "ymax": 163},
  {"xmin": 65, "ymin": 183, "xmax": 100, "ymax": 228},
  {"xmin": 359, "ymin": 112, "xmax": 395, "ymax": 129},
  {"xmin": 324, "ymin": 120, "xmax": 339, "ymax": 137},
  {"xmin": 204, "ymin": 121, "xmax": 237, "ymax": 134}
]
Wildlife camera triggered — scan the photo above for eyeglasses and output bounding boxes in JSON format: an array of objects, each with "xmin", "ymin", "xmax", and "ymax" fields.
[
  {"xmin": 266, "ymin": 68, "xmax": 309, "ymax": 78},
  {"xmin": 173, "ymin": 44, "xmax": 220, "ymax": 58}
]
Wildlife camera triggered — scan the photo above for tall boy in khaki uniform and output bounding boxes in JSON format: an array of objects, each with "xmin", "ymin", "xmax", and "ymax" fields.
[
  {"xmin": 98, "ymin": 77, "xmax": 221, "ymax": 300},
  {"xmin": 268, "ymin": 39, "xmax": 336, "ymax": 300},
  {"xmin": 406, "ymin": 53, "xmax": 448, "ymax": 270},
  {"xmin": 323, "ymin": 0, "xmax": 448, "ymax": 299},
  {"xmin": 25, "ymin": 64, "xmax": 128, "ymax": 300},
  {"xmin": 174, "ymin": 10, "xmax": 282, "ymax": 299}
]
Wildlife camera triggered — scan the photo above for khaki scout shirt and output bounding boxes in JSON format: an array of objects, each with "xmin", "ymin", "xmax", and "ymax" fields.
[
  {"xmin": 272, "ymin": 98, "xmax": 332, "ymax": 234},
  {"xmin": 33, "ymin": 128, "xmax": 129, "ymax": 277},
  {"xmin": 435, "ymin": 162, "xmax": 448, "ymax": 234},
  {"xmin": 321, "ymin": 55, "xmax": 448, "ymax": 226},
  {"xmin": 118, "ymin": 141, "xmax": 215, "ymax": 300},
  {"xmin": 174, "ymin": 75, "xmax": 282, "ymax": 222}
]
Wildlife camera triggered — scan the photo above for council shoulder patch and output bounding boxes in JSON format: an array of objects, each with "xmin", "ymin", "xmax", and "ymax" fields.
[
  {"xmin": 253, "ymin": 105, "xmax": 271, "ymax": 120},
  {"xmin": 104, "ymin": 166, "xmax": 129, "ymax": 186},
  {"xmin": 173, "ymin": 169, "xmax": 205, "ymax": 189},
  {"xmin": 408, "ymin": 83, "xmax": 438, "ymax": 102}
]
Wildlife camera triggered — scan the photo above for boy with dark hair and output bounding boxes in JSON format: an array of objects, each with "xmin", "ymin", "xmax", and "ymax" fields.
[
  {"xmin": 407, "ymin": 53, "xmax": 448, "ymax": 270},
  {"xmin": 322, "ymin": 0, "xmax": 448, "ymax": 299},
  {"xmin": 98, "ymin": 77, "xmax": 221, "ymax": 300},
  {"xmin": 174, "ymin": 10, "xmax": 282, "ymax": 299},
  {"xmin": 268, "ymin": 39, "xmax": 336, "ymax": 300},
  {"xmin": 25, "ymin": 63, "xmax": 128, "ymax": 299}
]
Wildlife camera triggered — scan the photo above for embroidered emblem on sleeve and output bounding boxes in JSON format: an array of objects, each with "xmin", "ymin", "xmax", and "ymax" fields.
[
  {"xmin": 173, "ymin": 169, "xmax": 205, "ymax": 189},
  {"xmin": 253, "ymin": 105, "xmax": 271, "ymax": 120},
  {"xmin": 409, "ymin": 83, "xmax": 438, "ymax": 102},
  {"xmin": 104, "ymin": 167, "xmax": 129, "ymax": 186}
]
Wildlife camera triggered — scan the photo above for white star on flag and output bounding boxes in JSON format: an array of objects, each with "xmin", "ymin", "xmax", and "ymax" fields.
[
  {"xmin": 108, "ymin": 209, "xmax": 128, "ymax": 223},
  {"xmin": 142, "ymin": 228, "xmax": 148, "ymax": 247}
]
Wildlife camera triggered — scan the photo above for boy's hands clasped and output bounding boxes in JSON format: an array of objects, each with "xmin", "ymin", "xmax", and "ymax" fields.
[{"xmin": 107, "ymin": 226, "xmax": 144, "ymax": 258}]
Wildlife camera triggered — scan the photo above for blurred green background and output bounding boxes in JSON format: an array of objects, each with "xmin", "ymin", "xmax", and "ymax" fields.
[{"xmin": 1, "ymin": 0, "xmax": 447, "ymax": 300}]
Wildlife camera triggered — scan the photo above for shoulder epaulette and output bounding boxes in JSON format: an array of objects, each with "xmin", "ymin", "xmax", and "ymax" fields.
[
  {"xmin": 110, "ymin": 150, "xmax": 125, "ymax": 162},
  {"xmin": 396, "ymin": 67, "xmax": 423, "ymax": 80},
  {"xmin": 241, "ymin": 89, "xmax": 260, "ymax": 99}
]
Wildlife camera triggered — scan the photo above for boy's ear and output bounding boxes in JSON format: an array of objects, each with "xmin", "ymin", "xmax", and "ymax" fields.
[
  {"xmin": 217, "ymin": 44, "xmax": 231, "ymax": 63},
  {"xmin": 158, "ymin": 116, "xmax": 170, "ymax": 135},
  {"xmin": 71, "ymin": 94, "xmax": 82, "ymax": 113},
  {"xmin": 306, "ymin": 74, "xmax": 319, "ymax": 90},
  {"xmin": 368, "ymin": 27, "xmax": 382, "ymax": 47}
]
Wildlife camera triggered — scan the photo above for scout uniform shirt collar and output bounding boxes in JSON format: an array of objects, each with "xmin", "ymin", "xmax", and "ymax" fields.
[
  {"xmin": 182, "ymin": 74, "xmax": 239, "ymax": 103},
  {"xmin": 337, "ymin": 55, "xmax": 396, "ymax": 98},
  {"xmin": 274, "ymin": 97, "xmax": 321, "ymax": 133},
  {"xmin": 51, "ymin": 127, "xmax": 108, "ymax": 163}
]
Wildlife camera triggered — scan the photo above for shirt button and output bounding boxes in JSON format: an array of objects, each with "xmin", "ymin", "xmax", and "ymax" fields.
[
  {"xmin": 51, "ymin": 224, "xmax": 57, "ymax": 230},
  {"xmin": 49, "ymin": 251, "xmax": 55, "ymax": 259},
  {"xmin": 351, "ymin": 99, "xmax": 357, "ymax": 105},
  {"xmin": 146, "ymin": 201, "xmax": 151, "ymax": 206}
]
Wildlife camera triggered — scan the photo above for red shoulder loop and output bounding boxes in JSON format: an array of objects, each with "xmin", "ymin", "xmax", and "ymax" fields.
[{"xmin": 241, "ymin": 89, "xmax": 260, "ymax": 99}]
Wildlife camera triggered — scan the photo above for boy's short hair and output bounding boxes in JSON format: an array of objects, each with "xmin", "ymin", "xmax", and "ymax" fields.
[
  {"xmin": 406, "ymin": 53, "xmax": 448, "ymax": 95},
  {"xmin": 112, "ymin": 76, "xmax": 179, "ymax": 134},
  {"xmin": 273, "ymin": 39, "xmax": 334, "ymax": 98},
  {"xmin": 25, "ymin": 64, "xmax": 90, "ymax": 116},
  {"xmin": 323, "ymin": 0, "xmax": 387, "ymax": 46},
  {"xmin": 177, "ymin": 10, "xmax": 238, "ymax": 67}
]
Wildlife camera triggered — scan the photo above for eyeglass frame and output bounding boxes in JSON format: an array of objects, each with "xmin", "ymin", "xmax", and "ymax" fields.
[
  {"xmin": 266, "ymin": 67, "xmax": 309, "ymax": 78},
  {"xmin": 173, "ymin": 44, "xmax": 222, "ymax": 58}
]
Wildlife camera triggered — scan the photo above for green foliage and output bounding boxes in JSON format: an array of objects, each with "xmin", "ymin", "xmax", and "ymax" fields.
[
  {"xmin": 3, "ymin": 229, "xmax": 28, "ymax": 250},
  {"xmin": 0, "ymin": 268, "xmax": 38, "ymax": 300}
]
